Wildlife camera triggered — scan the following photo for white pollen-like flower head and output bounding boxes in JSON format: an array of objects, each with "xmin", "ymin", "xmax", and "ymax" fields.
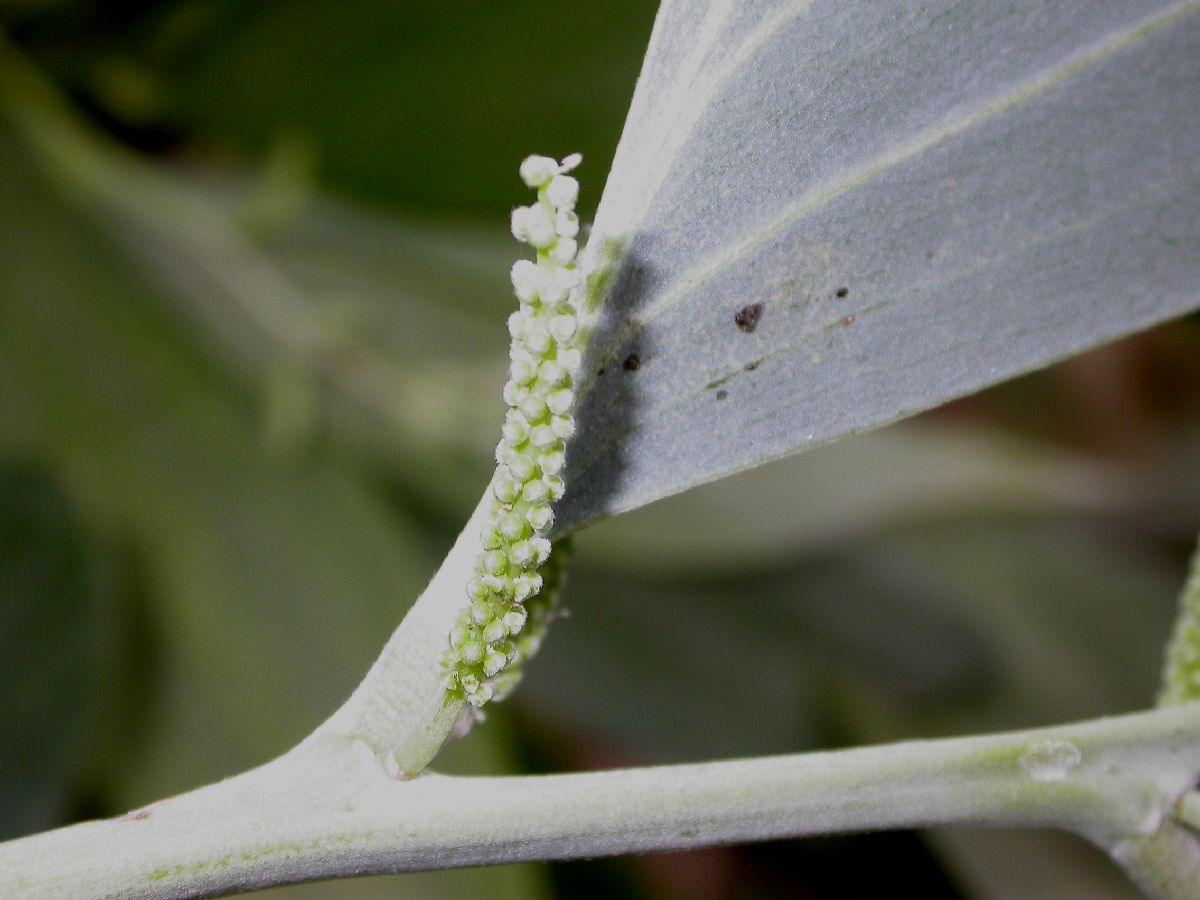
[
  {"xmin": 467, "ymin": 576, "xmax": 487, "ymax": 600},
  {"xmin": 493, "ymin": 473, "xmax": 520, "ymax": 504},
  {"xmin": 551, "ymin": 414, "xmax": 575, "ymax": 440},
  {"xmin": 511, "ymin": 259, "xmax": 540, "ymax": 300},
  {"xmin": 510, "ymin": 541, "xmax": 536, "ymax": 566},
  {"xmin": 549, "ymin": 238, "xmax": 578, "ymax": 265},
  {"xmin": 538, "ymin": 360, "xmax": 567, "ymax": 387},
  {"xmin": 530, "ymin": 424, "xmax": 558, "ymax": 448},
  {"xmin": 466, "ymin": 682, "xmax": 493, "ymax": 707},
  {"xmin": 482, "ymin": 549, "xmax": 507, "ymax": 575},
  {"xmin": 483, "ymin": 618, "xmax": 505, "ymax": 643},
  {"xmin": 499, "ymin": 511, "xmax": 531, "ymax": 542},
  {"xmin": 513, "ymin": 573, "xmax": 543, "ymax": 601},
  {"xmin": 519, "ymin": 394, "xmax": 548, "ymax": 422},
  {"xmin": 546, "ymin": 388, "xmax": 574, "ymax": 415},
  {"xmin": 546, "ymin": 174, "xmax": 579, "ymax": 209},
  {"xmin": 483, "ymin": 650, "xmax": 507, "ymax": 678},
  {"xmin": 537, "ymin": 450, "xmax": 565, "ymax": 475},
  {"xmin": 510, "ymin": 357, "xmax": 535, "ymax": 385},
  {"xmin": 524, "ymin": 206, "xmax": 557, "ymax": 249},
  {"xmin": 495, "ymin": 440, "xmax": 517, "ymax": 465},
  {"xmin": 530, "ymin": 537, "xmax": 552, "ymax": 566},
  {"xmin": 502, "ymin": 608, "xmax": 527, "ymax": 634},
  {"xmin": 507, "ymin": 310, "xmax": 531, "ymax": 340},
  {"xmin": 510, "ymin": 206, "xmax": 530, "ymax": 242},
  {"xmin": 539, "ymin": 279, "xmax": 568, "ymax": 308},
  {"xmin": 543, "ymin": 474, "xmax": 565, "ymax": 501},
  {"xmin": 508, "ymin": 456, "xmax": 536, "ymax": 482},
  {"xmin": 558, "ymin": 347, "xmax": 582, "ymax": 372},
  {"xmin": 519, "ymin": 155, "xmax": 559, "ymax": 189},
  {"xmin": 499, "ymin": 510, "xmax": 530, "ymax": 540},
  {"xmin": 526, "ymin": 504, "xmax": 553, "ymax": 531},
  {"xmin": 501, "ymin": 411, "xmax": 529, "ymax": 445},
  {"xmin": 461, "ymin": 641, "xmax": 483, "ymax": 665},
  {"xmin": 548, "ymin": 315, "xmax": 577, "ymax": 342},
  {"xmin": 556, "ymin": 210, "xmax": 580, "ymax": 238},
  {"xmin": 526, "ymin": 326, "xmax": 553, "ymax": 355},
  {"xmin": 554, "ymin": 264, "xmax": 582, "ymax": 289},
  {"xmin": 522, "ymin": 479, "xmax": 550, "ymax": 504}
]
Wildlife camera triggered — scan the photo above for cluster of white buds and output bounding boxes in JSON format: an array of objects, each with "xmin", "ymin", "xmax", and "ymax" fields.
[{"xmin": 444, "ymin": 153, "xmax": 585, "ymax": 708}]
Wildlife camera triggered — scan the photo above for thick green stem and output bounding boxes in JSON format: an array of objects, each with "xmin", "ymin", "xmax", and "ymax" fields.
[
  {"xmin": 1112, "ymin": 820, "xmax": 1200, "ymax": 899},
  {"xmin": 312, "ymin": 495, "xmax": 488, "ymax": 776},
  {"xmin": 2, "ymin": 705, "xmax": 1199, "ymax": 899}
]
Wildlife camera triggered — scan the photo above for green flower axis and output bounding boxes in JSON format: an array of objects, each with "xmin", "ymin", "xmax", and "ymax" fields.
[{"xmin": 443, "ymin": 153, "xmax": 585, "ymax": 709}]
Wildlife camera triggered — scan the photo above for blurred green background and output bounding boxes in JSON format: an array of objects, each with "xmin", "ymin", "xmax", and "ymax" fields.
[{"xmin": 1, "ymin": 2, "xmax": 1199, "ymax": 897}]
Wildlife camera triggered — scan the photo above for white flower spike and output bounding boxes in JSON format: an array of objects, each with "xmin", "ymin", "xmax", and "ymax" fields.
[{"xmin": 444, "ymin": 154, "xmax": 585, "ymax": 709}]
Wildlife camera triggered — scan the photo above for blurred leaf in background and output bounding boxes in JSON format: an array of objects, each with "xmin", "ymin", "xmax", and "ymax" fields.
[
  {"xmin": 0, "ymin": 461, "xmax": 129, "ymax": 841},
  {"xmin": 1, "ymin": 2, "xmax": 1199, "ymax": 899}
]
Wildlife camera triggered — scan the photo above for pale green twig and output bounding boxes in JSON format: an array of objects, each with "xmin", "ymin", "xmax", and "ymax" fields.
[{"xmin": 2, "ymin": 705, "xmax": 1200, "ymax": 900}]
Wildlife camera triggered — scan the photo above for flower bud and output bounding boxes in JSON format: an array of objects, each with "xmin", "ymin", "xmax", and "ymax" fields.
[
  {"xmin": 483, "ymin": 618, "xmax": 506, "ymax": 643},
  {"xmin": 556, "ymin": 210, "xmax": 579, "ymax": 238},
  {"xmin": 537, "ymin": 450, "xmax": 565, "ymax": 475},
  {"xmin": 551, "ymin": 414, "xmax": 575, "ymax": 439},
  {"xmin": 522, "ymin": 479, "xmax": 550, "ymax": 504},
  {"xmin": 526, "ymin": 504, "xmax": 554, "ymax": 532},
  {"xmin": 530, "ymin": 537, "xmax": 552, "ymax": 566},
  {"xmin": 493, "ymin": 474, "xmax": 520, "ymax": 504},
  {"xmin": 519, "ymin": 155, "xmax": 558, "ymax": 188},
  {"xmin": 543, "ymin": 474, "xmax": 565, "ymax": 501},
  {"xmin": 549, "ymin": 315, "xmax": 577, "ymax": 342},
  {"xmin": 530, "ymin": 424, "xmax": 558, "ymax": 448},
  {"xmin": 549, "ymin": 237, "xmax": 577, "ymax": 264},
  {"xmin": 525, "ymin": 205, "xmax": 556, "ymax": 249},
  {"xmin": 546, "ymin": 174, "xmax": 579, "ymax": 208},
  {"xmin": 508, "ymin": 456, "xmax": 536, "ymax": 483},
  {"xmin": 483, "ymin": 649, "xmax": 508, "ymax": 678},
  {"xmin": 510, "ymin": 259, "xmax": 539, "ymax": 300},
  {"xmin": 558, "ymin": 347, "xmax": 582, "ymax": 371}
]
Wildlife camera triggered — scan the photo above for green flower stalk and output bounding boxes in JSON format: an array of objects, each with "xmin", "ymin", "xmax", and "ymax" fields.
[{"xmin": 443, "ymin": 154, "xmax": 586, "ymax": 709}]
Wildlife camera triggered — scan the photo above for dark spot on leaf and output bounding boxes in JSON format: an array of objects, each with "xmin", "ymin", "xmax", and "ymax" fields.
[
  {"xmin": 622, "ymin": 353, "xmax": 640, "ymax": 371},
  {"xmin": 716, "ymin": 390, "xmax": 728, "ymax": 401},
  {"xmin": 836, "ymin": 287, "xmax": 849, "ymax": 298},
  {"xmin": 597, "ymin": 367, "xmax": 606, "ymax": 376},
  {"xmin": 744, "ymin": 361, "xmax": 760, "ymax": 372},
  {"xmin": 733, "ymin": 303, "xmax": 764, "ymax": 332},
  {"xmin": 842, "ymin": 314, "xmax": 856, "ymax": 326}
]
